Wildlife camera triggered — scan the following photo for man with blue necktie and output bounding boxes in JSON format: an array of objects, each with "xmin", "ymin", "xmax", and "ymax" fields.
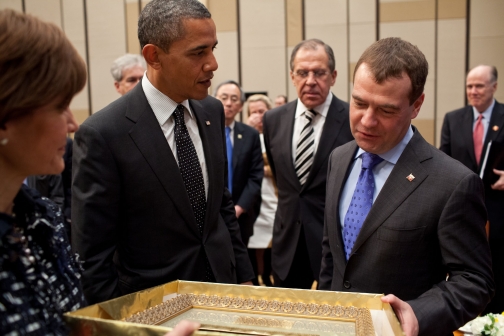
[
  {"xmin": 319, "ymin": 37, "xmax": 494, "ymax": 336},
  {"xmin": 215, "ymin": 80, "xmax": 263, "ymax": 247}
]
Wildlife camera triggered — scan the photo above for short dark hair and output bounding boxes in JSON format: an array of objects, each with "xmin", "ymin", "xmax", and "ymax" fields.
[
  {"xmin": 0, "ymin": 9, "xmax": 87, "ymax": 126},
  {"xmin": 354, "ymin": 37, "xmax": 428, "ymax": 105},
  {"xmin": 276, "ymin": 95, "xmax": 287, "ymax": 104},
  {"xmin": 290, "ymin": 39, "xmax": 336, "ymax": 72},
  {"xmin": 138, "ymin": 0, "xmax": 211, "ymax": 52},
  {"xmin": 213, "ymin": 80, "xmax": 245, "ymax": 104}
]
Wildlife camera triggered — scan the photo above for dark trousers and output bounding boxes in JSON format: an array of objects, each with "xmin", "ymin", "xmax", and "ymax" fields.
[
  {"xmin": 272, "ymin": 228, "xmax": 314, "ymax": 289},
  {"xmin": 484, "ymin": 239, "xmax": 504, "ymax": 314}
]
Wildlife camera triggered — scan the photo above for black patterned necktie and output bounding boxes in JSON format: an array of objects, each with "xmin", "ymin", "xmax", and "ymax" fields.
[
  {"xmin": 173, "ymin": 105, "xmax": 215, "ymax": 282},
  {"xmin": 173, "ymin": 105, "xmax": 206, "ymax": 234},
  {"xmin": 295, "ymin": 109, "xmax": 316, "ymax": 185}
]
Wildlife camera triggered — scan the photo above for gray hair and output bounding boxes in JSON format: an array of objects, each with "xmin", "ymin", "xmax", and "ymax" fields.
[
  {"xmin": 213, "ymin": 80, "xmax": 246, "ymax": 104},
  {"xmin": 290, "ymin": 39, "xmax": 336, "ymax": 72},
  {"xmin": 138, "ymin": 0, "xmax": 211, "ymax": 52},
  {"xmin": 110, "ymin": 54, "xmax": 146, "ymax": 81}
]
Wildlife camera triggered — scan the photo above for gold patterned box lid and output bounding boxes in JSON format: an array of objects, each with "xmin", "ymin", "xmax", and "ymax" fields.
[{"xmin": 64, "ymin": 280, "xmax": 404, "ymax": 336}]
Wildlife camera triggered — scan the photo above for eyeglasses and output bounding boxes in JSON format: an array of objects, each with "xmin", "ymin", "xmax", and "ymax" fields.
[{"xmin": 294, "ymin": 69, "xmax": 329, "ymax": 79}]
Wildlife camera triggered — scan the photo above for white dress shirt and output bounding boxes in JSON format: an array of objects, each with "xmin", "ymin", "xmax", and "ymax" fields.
[
  {"xmin": 142, "ymin": 74, "xmax": 209, "ymax": 198},
  {"xmin": 339, "ymin": 126, "xmax": 414, "ymax": 235},
  {"xmin": 473, "ymin": 99, "xmax": 495, "ymax": 144},
  {"xmin": 291, "ymin": 92, "xmax": 333, "ymax": 162}
]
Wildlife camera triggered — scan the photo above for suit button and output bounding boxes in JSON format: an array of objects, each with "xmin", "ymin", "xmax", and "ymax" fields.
[{"xmin": 343, "ymin": 281, "xmax": 351, "ymax": 289}]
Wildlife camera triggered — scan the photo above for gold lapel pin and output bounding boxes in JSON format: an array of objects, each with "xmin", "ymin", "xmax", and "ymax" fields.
[
  {"xmin": 493, "ymin": 125, "xmax": 499, "ymax": 131},
  {"xmin": 205, "ymin": 121, "xmax": 210, "ymax": 126},
  {"xmin": 406, "ymin": 174, "xmax": 415, "ymax": 182},
  {"xmin": 237, "ymin": 134, "xmax": 242, "ymax": 139}
]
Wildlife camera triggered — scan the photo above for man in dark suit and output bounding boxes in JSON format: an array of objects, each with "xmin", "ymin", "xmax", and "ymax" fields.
[
  {"xmin": 320, "ymin": 37, "xmax": 494, "ymax": 336},
  {"xmin": 72, "ymin": 0, "xmax": 254, "ymax": 305},
  {"xmin": 214, "ymin": 80, "xmax": 263, "ymax": 247},
  {"xmin": 263, "ymin": 39, "xmax": 353, "ymax": 289},
  {"xmin": 440, "ymin": 64, "xmax": 504, "ymax": 314}
]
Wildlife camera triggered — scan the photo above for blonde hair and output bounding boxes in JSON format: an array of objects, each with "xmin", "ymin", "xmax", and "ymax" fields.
[
  {"xmin": 0, "ymin": 9, "xmax": 87, "ymax": 126},
  {"xmin": 244, "ymin": 94, "xmax": 273, "ymax": 116}
]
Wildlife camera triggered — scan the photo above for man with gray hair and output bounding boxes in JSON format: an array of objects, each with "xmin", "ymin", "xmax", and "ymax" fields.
[
  {"xmin": 263, "ymin": 39, "xmax": 353, "ymax": 289},
  {"xmin": 73, "ymin": 0, "xmax": 254, "ymax": 305},
  {"xmin": 110, "ymin": 53, "xmax": 146, "ymax": 95}
]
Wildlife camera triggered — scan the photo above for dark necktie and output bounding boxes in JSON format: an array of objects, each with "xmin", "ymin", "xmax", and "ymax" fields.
[
  {"xmin": 173, "ymin": 105, "xmax": 215, "ymax": 281},
  {"xmin": 295, "ymin": 109, "xmax": 316, "ymax": 185},
  {"xmin": 173, "ymin": 104, "xmax": 207, "ymax": 233},
  {"xmin": 343, "ymin": 152, "xmax": 383, "ymax": 260},
  {"xmin": 225, "ymin": 126, "xmax": 233, "ymax": 193}
]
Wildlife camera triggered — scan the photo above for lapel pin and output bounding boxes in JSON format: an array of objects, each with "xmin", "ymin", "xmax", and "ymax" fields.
[
  {"xmin": 406, "ymin": 174, "xmax": 415, "ymax": 182},
  {"xmin": 205, "ymin": 121, "xmax": 210, "ymax": 126},
  {"xmin": 493, "ymin": 125, "xmax": 499, "ymax": 131},
  {"xmin": 237, "ymin": 134, "xmax": 242, "ymax": 139}
]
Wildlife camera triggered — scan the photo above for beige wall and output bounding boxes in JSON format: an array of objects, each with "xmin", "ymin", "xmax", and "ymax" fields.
[{"xmin": 0, "ymin": 0, "xmax": 501, "ymax": 146}]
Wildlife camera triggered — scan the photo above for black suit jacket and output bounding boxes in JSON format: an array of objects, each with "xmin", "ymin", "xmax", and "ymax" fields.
[
  {"xmin": 263, "ymin": 95, "xmax": 353, "ymax": 280},
  {"xmin": 440, "ymin": 100, "xmax": 504, "ymax": 240},
  {"xmin": 72, "ymin": 83, "xmax": 254, "ymax": 304},
  {"xmin": 320, "ymin": 130, "xmax": 494, "ymax": 336},
  {"xmin": 230, "ymin": 121, "xmax": 263, "ymax": 243}
]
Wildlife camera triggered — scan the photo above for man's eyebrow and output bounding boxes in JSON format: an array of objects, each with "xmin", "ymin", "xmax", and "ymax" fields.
[
  {"xmin": 188, "ymin": 41, "xmax": 218, "ymax": 53},
  {"xmin": 352, "ymin": 94, "xmax": 400, "ymax": 110}
]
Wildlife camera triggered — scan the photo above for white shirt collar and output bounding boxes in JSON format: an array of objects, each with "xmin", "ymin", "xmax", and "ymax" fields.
[
  {"xmin": 295, "ymin": 92, "xmax": 333, "ymax": 119},
  {"xmin": 226, "ymin": 120, "xmax": 235, "ymax": 131},
  {"xmin": 141, "ymin": 73, "xmax": 194, "ymax": 126},
  {"xmin": 473, "ymin": 99, "xmax": 495, "ymax": 121}
]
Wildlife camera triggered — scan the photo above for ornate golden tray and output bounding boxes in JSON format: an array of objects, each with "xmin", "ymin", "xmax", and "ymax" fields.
[{"xmin": 64, "ymin": 280, "xmax": 404, "ymax": 335}]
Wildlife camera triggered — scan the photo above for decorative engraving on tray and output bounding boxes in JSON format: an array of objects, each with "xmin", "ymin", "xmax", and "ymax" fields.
[{"xmin": 123, "ymin": 293, "xmax": 375, "ymax": 336}]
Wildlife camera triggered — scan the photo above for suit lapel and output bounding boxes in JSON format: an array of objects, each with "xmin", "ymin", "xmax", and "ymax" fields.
[
  {"xmin": 303, "ymin": 96, "xmax": 347, "ymax": 190},
  {"xmin": 280, "ymin": 102, "xmax": 301, "ymax": 188},
  {"xmin": 350, "ymin": 131, "xmax": 430, "ymax": 255},
  {"xmin": 127, "ymin": 85, "xmax": 200, "ymax": 237},
  {"xmin": 232, "ymin": 122, "xmax": 244, "ymax": 170},
  {"xmin": 483, "ymin": 101, "xmax": 504, "ymax": 158},
  {"xmin": 332, "ymin": 142, "xmax": 359, "ymax": 275},
  {"xmin": 461, "ymin": 106, "xmax": 477, "ymax": 166}
]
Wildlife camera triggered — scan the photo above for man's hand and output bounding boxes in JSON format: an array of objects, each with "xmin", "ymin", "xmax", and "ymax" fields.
[
  {"xmin": 235, "ymin": 205, "xmax": 244, "ymax": 218},
  {"xmin": 164, "ymin": 320, "xmax": 200, "ymax": 336},
  {"xmin": 241, "ymin": 281, "xmax": 253, "ymax": 285},
  {"xmin": 491, "ymin": 169, "xmax": 504, "ymax": 190},
  {"xmin": 381, "ymin": 294, "xmax": 419, "ymax": 336}
]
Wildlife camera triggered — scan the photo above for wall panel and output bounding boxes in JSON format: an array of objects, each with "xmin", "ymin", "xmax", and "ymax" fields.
[
  {"xmin": 239, "ymin": 0, "xmax": 286, "ymax": 104},
  {"xmin": 0, "ymin": 0, "xmax": 22, "ymax": 11},
  {"xmin": 86, "ymin": 0, "xmax": 127, "ymax": 113},
  {"xmin": 305, "ymin": 0, "xmax": 348, "ymax": 100}
]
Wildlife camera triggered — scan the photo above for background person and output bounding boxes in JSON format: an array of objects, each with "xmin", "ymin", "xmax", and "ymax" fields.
[
  {"xmin": 274, "ymin": 94, "xmax": 287, "ymax": 107},
  {"xmin": 320, "ymin": 37, "xmax": 494, "ymax": 336},
  {"xmin": 440, "ymin": 64, "xmax": 504, "ymax": 314},
  {"xmin": 214, "ymin": 80, "xmax": 263, "ymax": 247},
  {"xmin": 263, "ymin": 38, "xmax": 353, "ymax": 289},
  {"xmin": 111, "ymin": 53, "xmax": 146, "ymax": 96},
  {"xmin": 245, "ymin": 94, "xmax": 277, "ymax": 286},
  {"xmin": 0, "ymin": 9, "xmax": 86, "ymax": 334}
]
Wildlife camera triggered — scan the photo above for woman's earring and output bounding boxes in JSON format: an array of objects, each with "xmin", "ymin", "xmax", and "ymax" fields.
[{"xmin": 0, "ymin": 138, "xmax": 8, "ymax": 146}]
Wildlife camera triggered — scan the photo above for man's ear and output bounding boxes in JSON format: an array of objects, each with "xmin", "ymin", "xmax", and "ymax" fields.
[{"xmin": 142, "ymin": 44, "xmax": 161, "ymax": 70}]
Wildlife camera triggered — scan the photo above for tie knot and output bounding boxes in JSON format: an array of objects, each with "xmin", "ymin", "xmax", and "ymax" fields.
[
  {"xmin": 477, "ymin": 113, "xmax": 483, "ymax": 121},
  {"xmin": 305, "ymin": 109, "xmax": 316, "ymax": 121},
  {"xmin": 361, "ymin": 152, "xmax": 383, "ymax": 170},
  {"xmin": 174, "ymin": 104, "xmax": 185, "ymax": 122}
]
